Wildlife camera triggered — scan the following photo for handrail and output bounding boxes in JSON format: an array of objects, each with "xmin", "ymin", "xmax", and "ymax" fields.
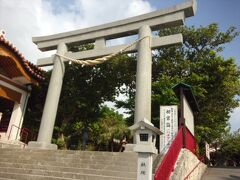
[
  {"xmin": 185, "ymin": 127, "xmax": 197, "ymax": 154},
  {"xmin": 153, "ymin": 132, "xmax": 178, "ymax": 173},
  {"xmin": 184, "ymin": 154, "xmax": 206, "ymax": 180},
  {"xmin": 8, "ymin": 124, "xmax": 29, "ymax": 146},
  {"xmin": 154, "ymin": 126, "xmax": 183, "ymax": 180},
  {"xmin": 154, "ymin": 126, "xmax": 198, "ymax": 180}
]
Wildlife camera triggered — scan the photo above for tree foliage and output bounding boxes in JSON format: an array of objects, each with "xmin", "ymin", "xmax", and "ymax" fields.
[
  {"xmin": 24, "ymin": 72, "xmax": 50, "ymax": 139},
  {"xmin": 155, "ymin": 24, "xmax": 240, "ymax": 143},
  {"xmin": 220, "ymin": 131, "xmax": 240, "ymax": 165},
  {"xmin": 54, "ymin": 54, "xmax": 135, "ymax": 148},
  {"xmin": 211, "ymin": 129, "xmax": 240, "ymax": 166},
  {"xmin": 117, "ymin": 23, "xmax": 240, "ymax": 143},
  {"xmin": 91, "ymin": 106, "xmax": 130, "ymax": 151}
]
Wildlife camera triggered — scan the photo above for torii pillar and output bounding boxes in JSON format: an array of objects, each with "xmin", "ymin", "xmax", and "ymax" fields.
[
  {"xmin": 134, "ymin": 25, "xmax": 152, "ymax": 141},
  {"xmin": 28, "ymin": 43, "xmax": 67, "ymax": 149},
  {"xmin": 28, "ymin": 0, "xmax": 196, "ymax": 149}
]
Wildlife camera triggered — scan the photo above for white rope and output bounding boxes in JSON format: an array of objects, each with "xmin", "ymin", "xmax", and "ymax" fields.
[{"xmin": 56, "ymin": 36, "xmax": 150, "ymax": 66}]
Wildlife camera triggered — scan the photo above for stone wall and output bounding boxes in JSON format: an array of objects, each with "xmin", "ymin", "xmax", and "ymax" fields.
[{"xmin": 170, "ymin": 148, "xmax": 207, "ymax": 180}]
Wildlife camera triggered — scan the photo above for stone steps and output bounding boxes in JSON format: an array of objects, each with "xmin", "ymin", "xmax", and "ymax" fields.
[
  {"xmin": 0, "ymin": 159, "xmax": 136, "ymax": 172},
  {"xmin": 0, "ymin": 172, "xmax": 79, "ymax": 180},
  {"xmin": 0, "ymin": 142, "xmax": 22, "ymax": 149},
  {"xmin": 0, "ymin": 148, "xmax": 131, "ymax": 155},
  {"xmin": 0, "ymin": 152, "xmax": 135, "ymax": 158},
  {"xmin": 0, "ymin": 177, "xmax": 15, "ymax": 180},
  {"xmin": 0, "ymin": 172, "xmax": 135, "ymax": 180},
  {"xmin": 0, "ymin": 162, "xmax": 136, "ymax": 177},
  {"xmin": 0, "ymin": 167, "xmax": 136, "ymax": 179},
  {"xmin": 0, "ymin": 155, "xmax": 136, "ymax": 166},
  {"xmin": 0, "ymin": 148, "xmax": 137, "ymax": 179}
]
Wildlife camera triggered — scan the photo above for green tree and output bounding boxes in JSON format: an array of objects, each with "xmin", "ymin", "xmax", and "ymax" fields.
[
  {"xmin": 117, "ymin": 23, "xmax": 240, "ymax": 144},
  {"xmin": 24, "ymin": 71, "xmax": 50, "ymax": 140},
  {"xmin": 91, "ymin": 106, "xmax": 130, "ymax": 151},
  {"xmin": 220, "ymin": 131, "xmax": 240, "ymax": 165},
  {"xmin": 156, "ymin": 24, "xmax": 240, "ymax": 143},
  {"xmin": 54, "ymin": 53, "xmax": 136, "ymax": 148},
  {"xmin": 211, "ymin": 129, "xmax": 240, "ymax": 166}
]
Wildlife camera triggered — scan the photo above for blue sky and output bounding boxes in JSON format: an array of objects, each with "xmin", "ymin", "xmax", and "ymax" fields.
[
  {"xmin": 149, "ymin": 0, "xmax": 240, "ymax": 63},
  {"xmin": 1, "ymin": 0, "xmax": 239, "ymax": 131}
]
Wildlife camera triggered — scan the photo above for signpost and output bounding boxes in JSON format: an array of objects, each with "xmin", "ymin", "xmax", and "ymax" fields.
[
  {"xmin": 159, "ymin": 105, "xmax": 178, "ymax": 153},
  {"xmin": 205, "ymin": 142, "xmax": 210, "ymax": 160}
]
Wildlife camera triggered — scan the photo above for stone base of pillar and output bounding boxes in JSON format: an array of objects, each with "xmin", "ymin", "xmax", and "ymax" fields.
[
  {"xmin": 124, "ymin": 144, "xmax": 135, "ymax": 152},
  {"xmin": 27, "ymin": 141, "xmax": 57, "ymax": 150}
]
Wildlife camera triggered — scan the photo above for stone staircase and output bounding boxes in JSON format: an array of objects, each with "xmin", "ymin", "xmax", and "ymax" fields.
[
  {"xmin": 0, "ymin": 141, "xmax": 25, "ymax": 149},
  {"xmin": 0, "ymin": 147, "xmax": 138, "ymax": 180}
]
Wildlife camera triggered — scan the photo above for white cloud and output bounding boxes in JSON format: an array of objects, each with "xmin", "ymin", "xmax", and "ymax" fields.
[{"xmin": 0, "ymin": 0, "xmax": 153, "ymax": 63}]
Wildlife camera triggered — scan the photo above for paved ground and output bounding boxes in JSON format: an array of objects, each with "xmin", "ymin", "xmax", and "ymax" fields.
[{"xmin": 202, "ymin": 167, "xmax": 240, "ymax": 180}]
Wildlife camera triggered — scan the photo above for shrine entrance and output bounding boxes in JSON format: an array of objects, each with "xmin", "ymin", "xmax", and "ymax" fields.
[{"xmin": 29, "ymin": 0, "xmax": 196, "ymax": 150}]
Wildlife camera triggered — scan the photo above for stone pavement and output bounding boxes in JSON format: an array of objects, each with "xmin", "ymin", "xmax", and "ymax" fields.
[{"xmin": 201, "ymin": 167, "xmax": 240, "ymax": 180}]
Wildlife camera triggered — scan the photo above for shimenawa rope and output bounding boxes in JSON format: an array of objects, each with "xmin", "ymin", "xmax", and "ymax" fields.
[{"xmin": 55, "ymin": 36, "xmax": 150, "ymax": 66}]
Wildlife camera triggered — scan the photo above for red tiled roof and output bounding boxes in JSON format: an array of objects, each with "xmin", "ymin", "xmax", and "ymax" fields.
[{"xmin": 0, "ymin": 34, "xmax": 45, "ymax": 82}]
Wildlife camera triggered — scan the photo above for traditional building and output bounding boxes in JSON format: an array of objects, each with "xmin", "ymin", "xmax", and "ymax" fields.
[{"xmin": 0, "ymin": 31, "xmax": 44, "ymax": 143}]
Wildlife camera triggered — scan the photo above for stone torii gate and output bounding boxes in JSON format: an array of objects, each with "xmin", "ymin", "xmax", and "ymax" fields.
[{"xmin": 28, "ymin": 0, "xmax": 196, "ymax": 149}]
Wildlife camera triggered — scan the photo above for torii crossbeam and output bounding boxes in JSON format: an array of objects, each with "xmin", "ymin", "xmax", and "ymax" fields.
[{"xmin": 28, "ymin": 0, "xmax": 196, "ymax": 150}]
